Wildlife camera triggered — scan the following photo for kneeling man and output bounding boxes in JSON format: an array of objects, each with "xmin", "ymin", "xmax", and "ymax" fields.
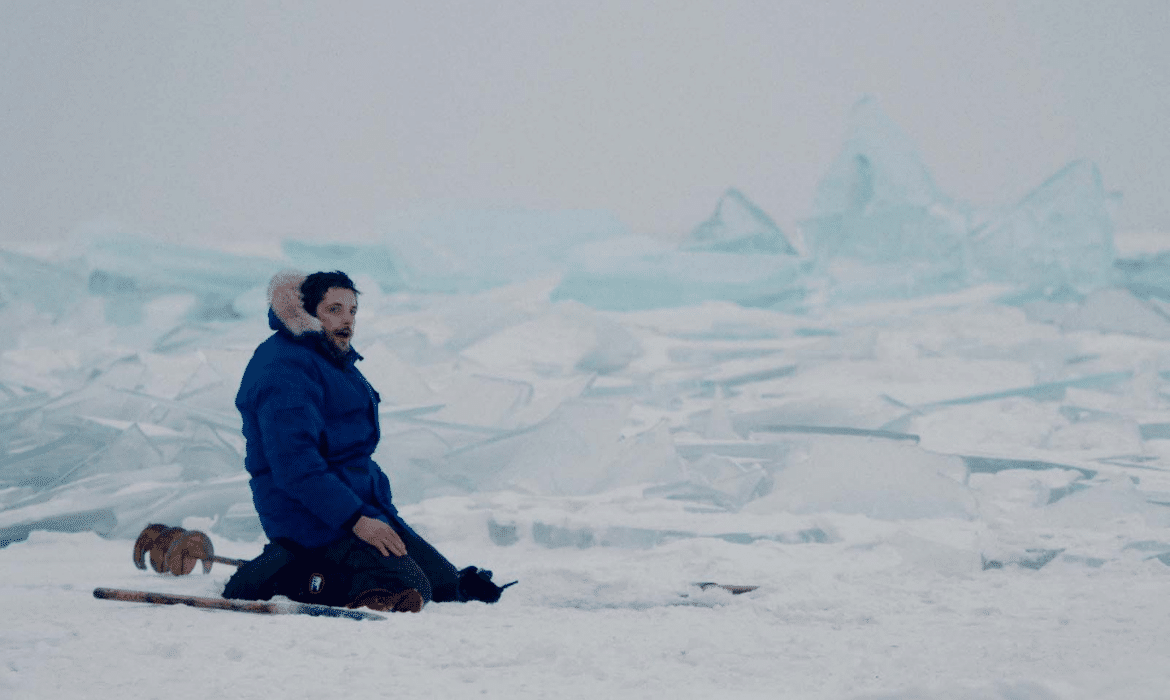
[{"xmin": 225, "ymin": 270, "xmax": 511, "ymax": 612}]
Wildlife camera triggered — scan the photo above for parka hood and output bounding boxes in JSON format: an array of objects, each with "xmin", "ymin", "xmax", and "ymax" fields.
[{"xmin": 267, "ymin": 270, "xmax": 322, "ymax": 337}]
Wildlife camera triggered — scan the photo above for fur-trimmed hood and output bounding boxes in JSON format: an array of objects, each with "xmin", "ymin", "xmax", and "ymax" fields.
[{"xmin": 267, "ymin": 270, "xmax": 322, "ymax": 337}]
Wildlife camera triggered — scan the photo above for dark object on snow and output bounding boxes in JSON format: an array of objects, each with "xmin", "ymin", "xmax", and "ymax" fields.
[
  {"xmin": 694, "ymin": 582, "xmax": 759, "ymax": 594},
  {"xmin": 93, "ymin": 587, "xmax": 386, "ymax": 621},
  {"xmin": 223, "ymin": 531, "xmax": 461, "ymax": 611},
  {"xmin": 457, "ymin": 566, "xmax": 517, "ymax": 603},
  {"xmin": 981, "ymin": 549, "xmax": 1065, "ymax": 571}
]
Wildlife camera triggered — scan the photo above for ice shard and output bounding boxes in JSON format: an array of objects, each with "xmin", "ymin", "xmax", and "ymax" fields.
[
  {"xmin": 800, "ymin": 96, "xmax": 969, "ymax": 299},
  {"xmin": 685, "ymin": 189, "xmax": 797, "ymax": 255},
  {"xmin": 969, "ymin": 160, "xmax": 1115, "ymax": 292}
]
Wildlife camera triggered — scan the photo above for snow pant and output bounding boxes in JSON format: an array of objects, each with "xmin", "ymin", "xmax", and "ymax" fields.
[{"xmin": 223, "ymin": 521, "xmax": 461, "ymax": 607}]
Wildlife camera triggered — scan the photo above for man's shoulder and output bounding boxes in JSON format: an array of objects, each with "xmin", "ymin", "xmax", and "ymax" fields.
[{"xmin": 246, "ymin": 332, "xmax": 324, "ymax": 375}]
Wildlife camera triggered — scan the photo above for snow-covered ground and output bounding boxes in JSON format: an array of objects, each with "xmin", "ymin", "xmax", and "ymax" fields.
[{"xmin": 4, "ymin": 523, "xmax": 1168, "ymax": 700}]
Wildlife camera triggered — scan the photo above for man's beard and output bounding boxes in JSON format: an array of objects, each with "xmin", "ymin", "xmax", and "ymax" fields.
[{"xmin": 326, "ymin": 329, "xmax": 352, "ymax": 354}]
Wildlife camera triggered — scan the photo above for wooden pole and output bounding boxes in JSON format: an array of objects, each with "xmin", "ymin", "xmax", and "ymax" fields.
[{"xmin": 92, "ymin": 588, "xmax": 386, "ymax": 621}]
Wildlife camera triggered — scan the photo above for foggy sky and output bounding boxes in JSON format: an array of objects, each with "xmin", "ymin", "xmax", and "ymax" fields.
[{"xmin": 2, "ymin": 0, "xmax": 1167, "ymax": 251}]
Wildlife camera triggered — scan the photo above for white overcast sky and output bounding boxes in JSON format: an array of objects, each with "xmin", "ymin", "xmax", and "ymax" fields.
[{"xmin": 1, "ymin": 0, "xmax": 1166, "ymax": 250}]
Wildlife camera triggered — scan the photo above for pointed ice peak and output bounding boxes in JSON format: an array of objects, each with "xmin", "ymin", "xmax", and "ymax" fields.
[
  {"xmin": 813, "ymin": 95, "xmax": 943, "ymax": 216},
  {"xmin": 970, "ymin": 160, "xmax": 1115, "ymax": 290},
  {"xmin": 687, "ymin": 189, "xmax": 797, "ymax": 255}
]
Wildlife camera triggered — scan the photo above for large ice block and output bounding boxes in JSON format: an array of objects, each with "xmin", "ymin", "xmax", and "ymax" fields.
[
  {"xmin": 442, "ymin": 400, "xmax": 682, "ymax": 496},
  {"xmin": 459, "ymin": 301, "xmax": 643, "ymax": 376},
  {"xmin": 552, "ymin": 236, "xmax": 809, "ymax": 311},
  {"xmin": 800, "ymin": 97, "xmax": 970, "ymax": 299},
  {"xmin": 812, "ymin": 97, "xmax": 941, "ymax": 216},
  {"xmin": 744, "ymin": 434, "xmax": 975, "ymax": 520},
  {"xmin": 0, "ymin": 249, "xmax": 88, "ymax": 320},
  {"xmin": 969, "ymin": 160, "xmax": 1115, "ymax": 291},
  {"xmin": 686, "ymin": 189, "xmax": 797, "ymax": 255}
]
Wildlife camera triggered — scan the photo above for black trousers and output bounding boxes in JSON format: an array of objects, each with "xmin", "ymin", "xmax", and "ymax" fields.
[{"xmin": 224, "ymin": 522, "xmax": 460, "ymax": 606}]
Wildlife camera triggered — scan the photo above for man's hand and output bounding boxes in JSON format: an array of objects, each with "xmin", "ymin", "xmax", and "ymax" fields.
[{"xmin": 352, "ymin": 515, "xmax": 407, "ymax": 557}]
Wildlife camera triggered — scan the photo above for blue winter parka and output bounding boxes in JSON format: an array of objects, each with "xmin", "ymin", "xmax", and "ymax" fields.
[{"xmin": 236, "ymin": 278, "xmax": 401, "ymax": 548}]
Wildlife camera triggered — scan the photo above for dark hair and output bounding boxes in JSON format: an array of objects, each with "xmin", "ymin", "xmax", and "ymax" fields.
[{"xmin": 300, "ymin": 270, "xmax": 360, "ymax": 317}]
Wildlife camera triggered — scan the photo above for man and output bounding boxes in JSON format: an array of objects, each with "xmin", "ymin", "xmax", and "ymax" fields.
[{"xmin": 224, "ymin": 270, "xmax": 511, "ymax": 612}]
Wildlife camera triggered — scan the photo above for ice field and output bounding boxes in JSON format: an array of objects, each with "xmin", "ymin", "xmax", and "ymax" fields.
[{"xmin": 3, "ymin": 100, "xmax": 1170, "ymax": 698}]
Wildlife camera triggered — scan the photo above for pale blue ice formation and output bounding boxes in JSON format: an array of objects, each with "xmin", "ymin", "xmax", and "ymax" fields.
[
  {"xmin": 0, "ymin": 100, "xmax": 1126, "ymax": 322},
  {"xmin": 800, "ymin": 96, "xmax": 971, "ymax": 300},
  {"xmin": 969, "ymin": 160, "xmax": 1116, "ymax": 292},
  {"xmin": 685, "ymin": 188, "xmax": 797, "ymax": 255},
  {"xmin": 552, "ymin": 236, "xmax": 809, "ymax": 311},
  {"xmin": 796, "ymin": 98, "xmax": 1120, "ymax": 304},
  {"xmin": 551, "ymin": 189, "xmax": 807, "ymax": 311},
  {"xmin": 0, "ymin": 248, "xmax": 88, "ymax": 319},
  {"xmin": 812, "ymin": 97, "xmax": 943, "ymax": 216},
  {"xmin": 84, "ymin": 235, "xmax": 281, "ymax": 324},
  {"xmin": 1115, "ymin": 248, "xmax": 1170, "ymax": 301}
]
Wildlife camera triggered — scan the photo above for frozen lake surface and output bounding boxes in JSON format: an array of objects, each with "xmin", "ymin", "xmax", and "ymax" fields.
[{"xmin": 3, "ymin": 108, "xmax": 1170, "ymax": 696}]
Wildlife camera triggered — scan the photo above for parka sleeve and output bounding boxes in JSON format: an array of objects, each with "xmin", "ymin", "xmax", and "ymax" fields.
[{"xmin": 253, "ymin": 362, "xmax": 365, "ymax": 530}]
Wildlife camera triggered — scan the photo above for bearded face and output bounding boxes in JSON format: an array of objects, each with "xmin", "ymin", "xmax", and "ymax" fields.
[{"xmin": 314, "ymin": 287, "xmax": 358, "ymax": 354}]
